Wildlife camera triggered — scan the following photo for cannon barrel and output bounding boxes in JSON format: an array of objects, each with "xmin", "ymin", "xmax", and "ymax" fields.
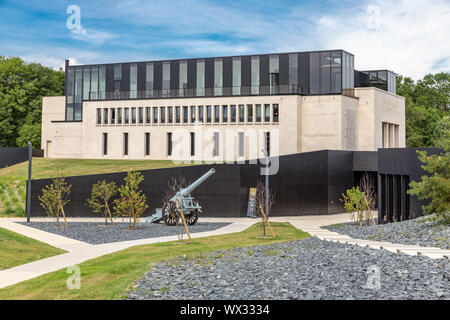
[{"xmin": 173, "ymin": 168, "xmax": 215, "ymax": 199}]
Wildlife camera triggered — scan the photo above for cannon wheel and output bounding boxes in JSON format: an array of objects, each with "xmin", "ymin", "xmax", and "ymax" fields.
[
  {"xmin": 185, "ymin": 209, "xmax": 199, "ymax": 225},
  {"xmin": 162, "ymin": 201, "xmax": 179, "ymax": 226}
]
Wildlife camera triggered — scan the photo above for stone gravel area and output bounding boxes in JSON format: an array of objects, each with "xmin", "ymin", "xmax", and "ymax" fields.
[
  {"xmin": 125, "ymin": 237, "xmax": 450, "ymax": 300},
  {"xmin": 19, "ymin": 221, "xmax": 231, "ymax": 245},
  {"xmin": 322, "ymin": 217, "xmax": 450, "ymax": 249}
]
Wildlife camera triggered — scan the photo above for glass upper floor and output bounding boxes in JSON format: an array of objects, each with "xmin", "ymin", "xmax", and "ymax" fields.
[{"xmin": 64, "ymin": 49, "xmax": 394, "ymax": 121}]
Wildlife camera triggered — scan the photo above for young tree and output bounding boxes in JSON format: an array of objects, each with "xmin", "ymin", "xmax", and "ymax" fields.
[
  {"xmin": 113, "ymin": 171, "xmax": 148, "ymax": 230},
  {"xmin": 340, "ymin": 186, "xmax": 366, "ymax": 226},
  {"xmin": 359, "ymin": 172, "xmax": 377, "ymax": 225},
  {"xmin": 254, "ymin": 180, "xmax": 275, "ymax": 237},
  {"xmin": 86, "ymin": 180, "xmax": 118, "ymax": 225},
  {"xmin": 408, "ymin": 133, "xmax": 450, "ymax": 224},
  {"xmin": 38, "ymin": 173, "xmax": 71, "ymax": 227}
]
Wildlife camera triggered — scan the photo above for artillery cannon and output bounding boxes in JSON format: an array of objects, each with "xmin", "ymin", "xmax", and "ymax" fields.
[{"xmin": 147, "ymin": 168, "xmax": 215, "ymax": 226}]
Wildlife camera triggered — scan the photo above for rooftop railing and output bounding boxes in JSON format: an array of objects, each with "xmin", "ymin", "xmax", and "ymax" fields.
[{"xmin": 88, "ymin": 85, "xmax": 301, "ymax": 100}]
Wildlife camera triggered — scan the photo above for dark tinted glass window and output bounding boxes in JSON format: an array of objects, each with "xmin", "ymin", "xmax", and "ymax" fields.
[
  {"xmin": 320, "ymin": 51, "xmax": 331, "ymax": 93},
  {"xmin": 310, "ymin": 52, "xmax": 320, "ymax": 94}
]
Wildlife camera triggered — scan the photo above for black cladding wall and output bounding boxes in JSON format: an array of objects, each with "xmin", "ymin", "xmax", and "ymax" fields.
[
  {"xmin": 29, "ymin": 151, "xmax": 360, "ymax": 218},
  {"xmin": 0, "ymin": 147, "xmax": 29, "ymax": 169},
  {"xmin": 377, "ymin": 148, "xmax": 442, "ymax": 222}
]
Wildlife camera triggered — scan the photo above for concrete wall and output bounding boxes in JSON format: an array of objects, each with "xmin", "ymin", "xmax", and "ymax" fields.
[{"xmin": 41, "ymin": 88, "xmax": 406, "ymax": 160}]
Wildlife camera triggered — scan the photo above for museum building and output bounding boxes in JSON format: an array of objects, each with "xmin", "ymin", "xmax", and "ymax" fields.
[{"xmin": 41, "ymin": 49, "xmax": 405, "ymax": 161}]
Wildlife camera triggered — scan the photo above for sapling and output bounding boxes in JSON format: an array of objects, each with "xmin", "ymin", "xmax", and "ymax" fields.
[{"xmin": 86, "ymin": 180, "xmax": 118, "ymax": 225}]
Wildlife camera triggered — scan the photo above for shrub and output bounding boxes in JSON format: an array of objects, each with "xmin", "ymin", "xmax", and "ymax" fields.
[
  {"xmin": 340, "ymin": 186, "xmax": 367, "ymax": 226},
  {"xmin": 113, "ymin": 171, "xmax": 148, "ymax": 230},
  {"xmin": 86, "ymin": 180, "xmax": 118, "ymax": 225}
]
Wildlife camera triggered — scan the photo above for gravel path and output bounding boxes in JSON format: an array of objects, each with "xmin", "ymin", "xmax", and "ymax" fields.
[
  {"xmin": 322, "ymin": 217, "xmax": 450, "ymax": 249},
  {"xmin": 125, "ymin": 237, "xmax": 450, "ymax": 300},
  {"xmin": 20, "ymin": 221, "xmax": 231, "ymax": 244}
]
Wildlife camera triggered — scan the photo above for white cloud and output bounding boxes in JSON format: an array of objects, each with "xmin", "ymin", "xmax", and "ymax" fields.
[
  {"xmin": 316, "ymin": 0, "xmax": 450, "ymax": 79},
  {"xmin": 70, "ymin": 27, "xmax": 115, "ymax": 45}
]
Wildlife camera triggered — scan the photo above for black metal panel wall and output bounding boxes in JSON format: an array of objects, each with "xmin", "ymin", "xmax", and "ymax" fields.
[
  {"xmin": 223, "ymin": 57, "xmax": 232, "ymax": 88},
  {"xmin": 0, "ymin": 147, "xmax": 28, "ymax": 169},
  {"xmin": 205, "ymin": 58, "xmax": 214, "ymax": 90},
  {"xmin": 121, "ymin": 63, "xmax": 130, "ymax": 92},
  {"xmin": 153, "ymin": 61, "xmax": 162, "ymax": 90},
  {"xmin": 241, "ymin": 56, "xmax": 251, "ymax": 87},
  {"xmin": 259, "ymin": 55, "xmax": 269, "ymax": 87},
  {"xmin": 106, "ymin": 64, "xmax": 114, "ymax": 92},
  {"xmin": 298, "ymin": 52, "xmax": 310, "ymax": 94},
  {"xmin": 170, "ymin": 60, "xmax": 179, "ymax": 90},
  {"xmin": 30, "ymin": 164, "xmax": 242, "ymax": 218},
  {"xmin": 377, "ymin": 148, "xmax": 442, "ymax": 223},
  {"xmin": 279, "ymin": 54, "xmax": 290, "ymax": 86},
  {"xmin": 353, "ymin": 151, "xmax": 377, "ymax": 172},
  {"xmin": 137, "ymin": 62, "xmax": 146, "ymax": 91},
  {"xmin": 327, "ymin": 151, "xmax": 354, "ymax": 213},
  {"xmin": 187, "ymin": 59, "xmax": 196, "ymax": 89}
]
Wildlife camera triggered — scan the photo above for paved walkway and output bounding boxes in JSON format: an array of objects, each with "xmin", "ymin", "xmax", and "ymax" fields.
[{"xmin": 0, "ymin": 214, "xmax": 448, "ymax": 290}]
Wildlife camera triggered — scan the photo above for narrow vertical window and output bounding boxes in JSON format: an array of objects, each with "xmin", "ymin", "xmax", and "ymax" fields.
[
  {"xmin": 153, "ymin": 107, "xmax": 158, "ymax": 124},
  {"xmin": 162, "ymin": 61, "xmax": 170, "ymax": 96},
  {"xmin": 198, "ymin": 106, "xmax": 204, "ymax": 123},
  {"xmin": 273, "ymin": 104, "xmax": 279, "ymax": 122},
  {"xmin": 90, "ymin": 67, "xmax": 98, "ymax": 100},
  {"xmin": 103, "ymin": 108, "xmax": 108, "ymax": 124},
  {"xmin": 232, "ymin": 57, "xmax": 241, "ymax": 95},
  {"xmin": 175, "ymin": 106, "xmax": 180, "ymax": 123},
  {"xmin": 222, "ymin": 105, "xmax": 228, "ymax": 122},
  {"xmin": 265, "ymin": 132, "xmax": 270, "ymax": 156},
  {"xmin": 124, "ymin": 108, "xmax": 129, "ymax": 124},
  {"xmin": 145, "ymin": 107, "xmax": 151, "ymax": 124},
  {"xmin": 264, "ymin": 104, "xmax": 270, "ymax": 122},
  {"xmin": 110, "ymin": 108, "xmax": 115, "ymax": 124},
  {"xmin": 190, "ymin": 132, "xmax": 195, "ymax": 156},
  {"xmin": 138, "ymin": 107, "xmax": 143, "ymax": 124},
  {"xmin": 167, "ymin": 132, "xmax": 172, "ymax": 156},
  {"xmin": 206, "ymin": 105, "xmax": 212, "ymax": 123},
  {"xmin": 214, "ymin": 105, "xmax": 220, "ymax": 123},
  {"xmin": 247, "ymin": 104, "xmax": 253, "ymax": 122},
  {"xmin": 161, "ymin": 107, "xmax": 166, "ymax": 124},
  {"xmin": 230, "ymin": 105, "xmax": 236, "ymax": 122},
  {"xmin": 99, "ymin": 66, "xmax": 106, "ymax": 99},
  {"xmin": 83, "ymin": 68, "xmax": 91, "ymax": 100},
  {"xmin": 118, "ymin": 108, "xmax": 122, "ymax": 124},
  {"xmin": 256, "ymin": 104, "xmax": 261, "ymax": 122},
  {"xmin": 179, "ymin": 61, "xmax": 187, "ymax": 97},
  {"xmin": 183, "ymin": 106, "xmax": 188, "ymax": 123},
  {"xmin": 97, "ymin": 108, "xmax": 101, "ymax": 124},
  {"xmin": 239, "ymin": 105, "xmax": 244, "ymax": 122},
  {"xmin": 213, "ymin": 132, "xmax": 219, "ymax": 157},
  {"xmin": 130, "ymin": 63, "xmax": 137, "ymax": 98},
  {"xmin": 214, "ymin": 59, "xmax": 223, "ymax": 96},
  {"xmin": 123, "ymin": 133, "xmax": 128, "ymax": 155},
  {"xmin": 146, "ymin": 62, "xmax": 154, "ymax": 97},
  {"xmin": 238, "ymin": 132, "xmax": 244, "ymax": 157},
  {"xmin": 102, "ymin": 133, "xmax": 108, "ymax": 155},
  {"xmin": 251, "ymin": 56, "xmax": 260, "ymax": 94},
  {"xmin": 168, "ymin": 106, "xmax": 173, "ymax": 123},
  {"xmin": 190, "ymin": 106, "xmax": 196, "ymax": 123},
  {"xmin": 145, "ymin": 132, "xmax": 150, "ymax": 156},
  {"xmin": 196, "ymin": 59, "xmax": 205, "ymax": 97},
  {"xmin": 131, "ymin": 107, "xmax": 136, "ymax": 124}
]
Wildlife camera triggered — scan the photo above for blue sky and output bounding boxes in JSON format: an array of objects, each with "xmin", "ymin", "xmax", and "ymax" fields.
[{"xmin": 1, "ymin": 0, "xmax": 449, "ymax": 79}]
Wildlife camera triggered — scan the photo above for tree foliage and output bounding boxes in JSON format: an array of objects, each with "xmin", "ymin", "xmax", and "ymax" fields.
[
  {"xmin": 0, "ymin": 56, "xmax": 64, "ymax": 147},
  {"xmin": 113, "ymin": 171, "xmax": 148, "ymax": 230},
  {"xmin": 396, "ymin": 72, "xmax": 449, "ymax": 147},
  {"xmin": 408, "ymin": 134, "xmax": 450, "ymax": 224},
  {"xmin": 86, "ymin": 180, "xmax": 118, "ymax": 225},
  {"xmin": 340, "ymin": 186, "xmax": 368, "ymax": 226}
]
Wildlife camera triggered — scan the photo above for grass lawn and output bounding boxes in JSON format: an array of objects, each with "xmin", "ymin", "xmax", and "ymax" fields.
[
  {"xmin": 0, "ymin": 227, "xmax": 66, "ymax": 270},
  {"xmin": 0, "ymin": 158, "xmax": 194, "ymax": 217},
  {"xmin": 0, "ymin": 222, "xmax": 310, "ymax": 300}
]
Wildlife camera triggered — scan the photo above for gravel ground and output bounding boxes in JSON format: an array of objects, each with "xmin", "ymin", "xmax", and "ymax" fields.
[
  {"xmin": 322, "ymin": 216, "xmax": 450, "ymax": 249},
  {"xmin": 20, "ymin": 221, "xmax": 231, "ymax": 244},
  {"xmin": 125, "ymin": 237, "xmax": 450, "ymax": 300}
]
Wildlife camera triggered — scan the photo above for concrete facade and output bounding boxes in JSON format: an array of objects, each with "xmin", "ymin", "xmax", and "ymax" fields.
[{"xmin": 41, "ymin": 87, "xmax": 405, "ymax": 160}]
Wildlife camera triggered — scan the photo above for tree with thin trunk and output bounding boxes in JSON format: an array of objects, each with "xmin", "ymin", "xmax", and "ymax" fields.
[
  {"xmin": 163, "ymin": 176, "xmax": 188, "ymax": 242},
  {"xmin": 113, "ymin": 171, "xmax": 148, "ymax": 230},
  {"xmin": 359, "ymin": 172, "xmax": 377, "ymax": 225},
  {"xmin": 254, "ymin": 180, "xmax": 275, "ymax": 237},
  {"xmin": 38, "ymin": 172, "xmax": 71, "ymax": 227},
  {"xmin": 86, "ymin": 180, "xmax": 118, "ymax": 225}
]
